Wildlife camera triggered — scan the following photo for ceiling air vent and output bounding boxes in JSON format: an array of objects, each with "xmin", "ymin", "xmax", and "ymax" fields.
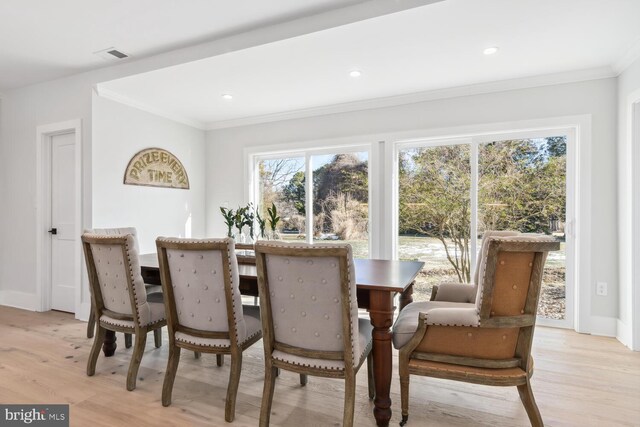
[{"xmin": 93, "ymin": 47, "xmax": 130, "ymax": 61}]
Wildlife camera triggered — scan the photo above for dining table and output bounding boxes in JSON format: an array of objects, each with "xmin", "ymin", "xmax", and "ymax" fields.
[{"xmin": 102, "ymin": 252, "xmax": 423, "ymax": 427}]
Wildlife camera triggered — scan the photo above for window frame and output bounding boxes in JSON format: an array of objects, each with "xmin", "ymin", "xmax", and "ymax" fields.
[
  {"xmin": 392, "ymin": 126, "xmax": 576, "ymax": 329},
  {"xmin": 246, "ymin": 140, "xmax": 378, "ymax": 257}
]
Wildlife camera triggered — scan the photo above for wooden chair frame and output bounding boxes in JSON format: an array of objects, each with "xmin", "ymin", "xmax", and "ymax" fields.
[
  {"xmin": 255, "ymin": 242, "xmax": 373, "ymax": 427},
  {"xmin": 156, "ymin": 238, "xmax": 262, "ymax": 423},
  {"xmin": 82, "ymin": 234, "xmax": 166, "ymax": 391},
  {"xmin": 398, "ymin": 239, "xmax": 559, "ymax": 427}
]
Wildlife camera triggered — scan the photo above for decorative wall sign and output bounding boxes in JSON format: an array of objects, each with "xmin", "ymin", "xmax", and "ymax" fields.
[{"xmin": 124, "ymin": 147, "xmax": 190, "ymax": 189}]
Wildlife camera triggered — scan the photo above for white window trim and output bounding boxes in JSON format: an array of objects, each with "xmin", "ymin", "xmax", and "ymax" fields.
[
  {"xmin": 244, "ymin": 114, "xmax": 593, "ymax": 334},
  {"xmin": 388, "ymin": 115, "xmax": 590, "ymax": 333},
  {"xmin": 245, "ymin": 137, "xmax": 378, "ymax": 257}
]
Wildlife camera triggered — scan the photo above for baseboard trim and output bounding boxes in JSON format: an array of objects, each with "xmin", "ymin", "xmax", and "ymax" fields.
[
  {"xmin": 0, "ymin": 290, "xmax": 39, "ymax": 311},
  {"xmin": 589, "ymin": 315, "xmax": 617, "ymax": 337},
  {"xmin": 76, "ymin": 302, "xmax": 91, "ymax": 322},
  {"xmin": 616, "ymin": 319, "xmax": 633, "ymax": 349}
]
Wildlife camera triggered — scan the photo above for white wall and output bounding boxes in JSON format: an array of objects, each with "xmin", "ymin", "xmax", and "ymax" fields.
[
  {"xmin": 206, "ymin": 77, "xmax": 619, "ymax": 330},
  {"xmin": 92, "ymin": 95, "xmax": 206, "ymax": 254},
  {"xmin": 617, "ymin": 57, "xmax": 640, "ymax": 349},
  {"xmin": 0, "ymin": 6, "xmax": 395, "ymax": 313}
]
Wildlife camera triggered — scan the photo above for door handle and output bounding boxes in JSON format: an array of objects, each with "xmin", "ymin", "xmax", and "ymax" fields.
[{"xmin": 48, "ymin": 228, "xmax": 57, "ymax": 235}]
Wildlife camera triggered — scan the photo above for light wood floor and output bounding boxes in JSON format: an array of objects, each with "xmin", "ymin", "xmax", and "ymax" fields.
[{"xmin": 0, "ymin": 306, "xmax": 638, "ymax": 427}]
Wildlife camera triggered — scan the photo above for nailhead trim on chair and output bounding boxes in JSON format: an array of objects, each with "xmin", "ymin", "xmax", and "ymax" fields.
[
  {"xmin": 273, "ymin": 339, "xmax": 372, "ymax": 371},
  {"xmin": 89, "ymin": 233, "xmax": 147, "ymax": 326},
  {"xmin": 475, "ymin": 235, "xmax": 556, "ymax": 327},
  {"xmin": 156, "ymin": 237, "xmax": 244, "ymax": 346},
  {"xmin": 257, "ymin": 241, "xmax": 358, "ymax": 365},
  {"xmin": 175, "ymin": 329, "xmax": 262, "ymax": 348}
]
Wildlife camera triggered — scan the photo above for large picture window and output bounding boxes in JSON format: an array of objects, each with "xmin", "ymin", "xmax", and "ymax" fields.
[
  {"xmin": 253, "ymin": 147, "xmax": 370, "ymax": 258},
  {"xmin": 249, "ymin": 126, "xmax": 575, "ymax": 328}
]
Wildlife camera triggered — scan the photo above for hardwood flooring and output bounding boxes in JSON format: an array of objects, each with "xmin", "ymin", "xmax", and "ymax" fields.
[{"xmin": 0, "ymin": 306, "xmax": 638, "ymax": 426}]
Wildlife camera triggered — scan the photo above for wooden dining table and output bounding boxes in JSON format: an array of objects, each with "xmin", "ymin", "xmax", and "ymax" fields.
[{"xmin": 103, "ymin": 252, "xmax": 423, "ymax": 427}]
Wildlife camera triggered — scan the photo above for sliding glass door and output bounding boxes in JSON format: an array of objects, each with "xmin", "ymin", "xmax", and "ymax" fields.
[{"xmin": 396, "ymin": 131, "xmax": 573, "ymax": 327}]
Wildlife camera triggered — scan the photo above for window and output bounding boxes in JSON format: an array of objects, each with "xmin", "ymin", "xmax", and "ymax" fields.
[
  {"xmin": 396, "ymin": 131, "xmax": 572, "ymax": 326},
  {"xmin": 253, "ymin": 146, "xmax": 371, "ymax": 258}
]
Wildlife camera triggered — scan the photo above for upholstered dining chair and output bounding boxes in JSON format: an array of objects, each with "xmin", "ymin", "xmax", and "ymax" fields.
[
  {"xmin": 155, "ymin": 237, "xmax": 262, "ymax": 423},
  {"xmin": 392, "ymin": 233, "xmax": 559, "ymax": 427},
  {"xmin": 254, "ymin": 241, "xmax": 374, "ymax": 427},
  {"xmin": 86, "ymin": 227, "xmax": 162, "ymax": 346},
  {"xmin": 81, "ymin": 233, "xmax": 167, "ymax": 391}
]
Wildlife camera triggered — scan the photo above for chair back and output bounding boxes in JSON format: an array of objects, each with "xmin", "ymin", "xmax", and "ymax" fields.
[
  {"xmin": 88, "ymin": 227, "xmax": 140, "ymax": 253},
  {"xmin": 155, "ymin": 237, "xmax": 247, "ymax": 347},
  {"xmin": 255, "ymin": 241, "xmax": 360, "ymax": 368},
  {"xmin": 81, "ymin": 233, "xmax": 149, "ymax": 327},
  {"xmin": 473, "ymin": 233, "xmax": 559, "ymax": 364},
  {"xmin": 472, "ymin": 230, "xmax": 519, "ymax": 285}
]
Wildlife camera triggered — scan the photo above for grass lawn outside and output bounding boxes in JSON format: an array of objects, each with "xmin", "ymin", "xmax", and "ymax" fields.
[{"xmin": 282, "ymin": 234, "xmax": 566, "ymax": 320}]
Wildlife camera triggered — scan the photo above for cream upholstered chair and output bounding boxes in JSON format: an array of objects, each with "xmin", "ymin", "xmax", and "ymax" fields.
[
  {"xmin": 156, "ymin": 237, "xmax": 262, "ymax": 423},
  {"xmin": 82, "ymin": 233, "xmax": 167, "ymax": 391},
  {"xmin": 429, "ymin": 230, "xmax": 519, "ymax": 304},
  {"xmin": 86, "ymin": 227, "xmax": 162, "ymax": 344},
  {"xmin": 393, "ymin": 233, "xmax": 559, "ymax": 426},
  {"xmin": 255, "ymin": 241, "xmax": 374, "ymax": 427}
]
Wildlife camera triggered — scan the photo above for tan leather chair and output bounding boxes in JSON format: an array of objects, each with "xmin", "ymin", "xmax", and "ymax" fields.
[
  {"xmin": 254, "ymin": 241, "xmax": 374, "ymax": 427},
  {"xmin": 393, "ymin": 233, "xmax": 559, "ymax": 426},
  {"xmin": 82, "ymin": 233, "xmax": 167, "ymax": 391},
  {"xmin": 429, "ymin": 230, "xmax": 519, "ymax": 304},
  {"xmin": 156, "ymin": 237, "xmax": 262, "ymax": 422}
]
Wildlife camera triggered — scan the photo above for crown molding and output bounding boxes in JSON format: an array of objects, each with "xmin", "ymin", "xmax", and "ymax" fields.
[
  {"xmin": 203, "ymin": 66, "xmax": 616, "ymax": 130},
  {"xmin": 94, "ymin": 86, "xmax": 207, "ymax": 130},
  {"xmin": 613, "ymin": 36, "xmax": 640, "ymax": 75}
]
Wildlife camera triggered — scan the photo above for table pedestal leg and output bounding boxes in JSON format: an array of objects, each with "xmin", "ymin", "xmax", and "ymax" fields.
[
  {"xmin": 368, "ymin": 290, "xmax": 395, "ymax": 427},
  {"xmin": 399, "ymin": 281, "xmax": 414, "ymax": 311},
  {"xmin": 103, "ymin": 330, "xmax": 117, "ymax": 357}
]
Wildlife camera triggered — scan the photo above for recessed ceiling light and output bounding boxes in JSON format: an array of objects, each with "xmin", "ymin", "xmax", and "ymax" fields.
[
  {"xmin": 221, "ymin": 94, "xmax": 233, "ymax": 100},
  {"xmin": 349, "ymin": 70, "xmax": 362, "ymax": 78},
  {"xmin": 483, "ymin": 46, "xmax": 499, "ymax": 55}
]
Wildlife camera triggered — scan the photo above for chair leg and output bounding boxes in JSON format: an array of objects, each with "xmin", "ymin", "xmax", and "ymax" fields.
[
  {"xmin": 217, "ymin": 354, "xmax": 223, "ymax": 366},
  {"xmin": 86, "ymin": 307, "xmax": 95, "ymax": 339},
  {"xmin": 400, "ymin": 376, "xmax": 410, "ymax": 426},
  {"xmin": 162, "ymin": 344, "xmax": 181, "ymax": 406},
  {"xmin": 343, "ymin": 374, "xmax": 356, "ymax": 427},
  {"xmin": 367, "ymin": 352, "xmax": 375, "ymax": 399},
  {"xmin": 154, "ymin": 328, "xmax": 162, "ymax": 348},
  {"xmin": 86, "ymin": 325, "xmax": 106, "ymax": 376},
  {"xmin": 194, "ymin": 351, "xmax": 201, "ymax": 359},
  {"xmin": 517, "ymin": 381, "xmax": 544, "ymax": 427},
  {"xmin": 126, "ymin": 330, "xmax": 147, "ymax": 391},
  {"xmin": 124, "ymin": 333, "xmax": 132, "ymax": 349},
  {"xmin": 225, "ymin": 353, "xmax": 243, "ymax": 422},
  {"xmin": 259, "ymin": 366, "xmax": 277, "ymax": 427},
  {"xmin": 299, "ymin": 374, "xmax": 307, "ymax": 386}
]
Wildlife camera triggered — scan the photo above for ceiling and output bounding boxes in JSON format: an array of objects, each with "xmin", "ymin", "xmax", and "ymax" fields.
[
  {"xmin": 0, "ymin": 0, "xmax": 368, "ymax": 91},
  {"xmin": 98, "ymin": 0, "xmax": 640, "ymax": 129},
  {"xmin": 4, "ymin": 1, "xmax": 639, "ymax": 128}
]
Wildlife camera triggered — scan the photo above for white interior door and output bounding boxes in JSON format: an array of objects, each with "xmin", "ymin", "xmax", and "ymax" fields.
[{"xmin": 50, "ymin": 132, "xmax": 77, "ymax": 313}]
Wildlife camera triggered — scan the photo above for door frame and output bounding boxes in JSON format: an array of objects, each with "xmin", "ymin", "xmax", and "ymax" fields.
[
  {"xmin": 36, "ymin": 120, "xmax": 82, "ymax": 314},
  {"xmin": 630, "ymin": 91, "xmax": 640, "ymax": 351}
]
